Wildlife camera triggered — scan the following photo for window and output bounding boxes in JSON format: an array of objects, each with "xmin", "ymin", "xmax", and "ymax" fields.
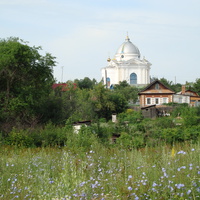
[
  {"xmin": 106, "ymin": 77, "xmax": 110, "ymax": 87},
  {"xmin": 155, "ymin": 98, "xmax": 159, "ymax": 104},
  {"xmin": 155, "ymin": 83, "xmax": 160, "ymax": 89},
  {"xmin": 163, "ymin": 98, "xmax": 168, "ymax": 104},
  {"xmin": 147, "ymin": 98, "xmax": 151, "ymax": 105},
  {"xmin": 130, "ymin": 73, "xmax": 137, "ymax": 85}
]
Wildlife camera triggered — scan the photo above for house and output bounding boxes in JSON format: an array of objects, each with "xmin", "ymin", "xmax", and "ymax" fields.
[
  {"xmin": 174, "ymin": 85, "xmax": 200, "ymax": 107},
  {"xmin": 138, "ymin": 80, "xmax": 175, "ymax": 107}
]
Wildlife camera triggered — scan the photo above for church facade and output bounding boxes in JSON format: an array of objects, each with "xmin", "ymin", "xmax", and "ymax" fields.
[{"xmin": 101, "ymin": 36, "xmax": 151, "ymax": 88}]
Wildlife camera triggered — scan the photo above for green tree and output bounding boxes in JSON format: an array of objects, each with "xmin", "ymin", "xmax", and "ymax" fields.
[
  {"xmin": 159, "ymin": 77, "xmax": 181, "ymax": 92},
  {"xmin": 114, "ymin": 81, "xmax": 139, "ymax": 104},
  {"xmin": 0, "ymin": 37, "xmax": 56, "ymax": 131},
  {"xmin": 74, "ymin": 77, "xmax": 97, "ymax": 89},
  {"xmin": 90, "ymin": 83, "xmax": 127, "ymax": 120},
  {"xmin": 192, "ymin": 78, "xmax": 200, "ymax": 95}
]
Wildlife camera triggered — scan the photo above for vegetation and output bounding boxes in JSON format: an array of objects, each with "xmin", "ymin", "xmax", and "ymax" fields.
[
  {"xmin": 0, "ymin": 37, "xmax": 200, "ymax": 199},
  {"xmin": 0, "ymin": 37, "xmax": 56, "ymax": 132},
  {"xmin": 0, "ymin": 142, "xmax": 199, "ymax": 199}
]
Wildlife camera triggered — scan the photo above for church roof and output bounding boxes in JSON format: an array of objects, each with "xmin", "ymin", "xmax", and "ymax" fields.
[{"xmin": 115, "ymin": 36, "xmax": 141, "ymax": 59}]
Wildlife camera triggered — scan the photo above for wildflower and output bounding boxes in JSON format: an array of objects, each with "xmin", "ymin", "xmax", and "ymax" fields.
[
  {"xmin": 171, "ymin": 146, "xmax": 175, "ymax": 158},
  {"xmin": 152, "ymin": 182, "xmax": 157, "ymax": 187},
  {"xmin": 175, "ymin": 183, "xmax": 185, "ymax": 189},
  {"xmin": 79, "ymin": 181, "xmax": 86, "ymax": 187},
  {"xmin": 128, "ymin": 186, "xmax": 133, "ymax": 191},
  {"xmin": 187, "ymin": 189, "xmax": 192, "ymax": 195},
  {"xmin": 177, "ymin": 150, "xmax": 186, "ymax": 155},
  {"xmin": 191, "ymin": 148, "xmax": 195, "ymax": 151},
  {"xmin": 128, "ymin": 175, "xmax": 133, "ymax": 179},
  {"xmin": 152, "ymin": 188, "xmax": 157, "ymax": 192}
]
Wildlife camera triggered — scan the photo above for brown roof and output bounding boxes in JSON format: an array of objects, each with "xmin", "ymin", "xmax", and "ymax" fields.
[{"xmin": 138, "ymin": 80, "xmax": 175, "ymax": 95}]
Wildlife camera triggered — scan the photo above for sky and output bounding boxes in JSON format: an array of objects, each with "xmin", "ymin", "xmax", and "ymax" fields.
[{"xmin": 1, "ymin": 0, "xmax": 200, "ymax": 84}]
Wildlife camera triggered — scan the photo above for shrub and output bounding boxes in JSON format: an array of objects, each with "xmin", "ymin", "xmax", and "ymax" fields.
[
  {"xmin": 116, "ymin": 132, "xmax": 144, "ymax": 149},
  {"xmin": 5, "ymin": 129, "xmax": 34, "ymax": 147},
  {"xmin": 40, "ymin": 123, "xmax": 67, "ymax": 147},
  {"xmin": 118, "ymin": 110, "xmax": 143, "ymax": 124},
  {"xmin": 65, "ymin": 125, "xmax": 99, "ymax": 152}
]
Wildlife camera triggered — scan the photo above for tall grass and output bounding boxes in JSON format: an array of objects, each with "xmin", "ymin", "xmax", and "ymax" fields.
[{"xmin": 0, "ymin": 141, "xmax": 199, "ymax": 199}]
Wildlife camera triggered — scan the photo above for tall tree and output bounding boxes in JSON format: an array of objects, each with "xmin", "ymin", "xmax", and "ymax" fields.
[
  {"xmin": 90, "ymin": 83, "xmax": 127, "ymax": 120},
  {"xmin": 0, "ymin": 37, "xmax": 56, "ymax": 130},
  {"xmin": 192, "ymin": 78, "xmax": 200, "ymax": 95}
]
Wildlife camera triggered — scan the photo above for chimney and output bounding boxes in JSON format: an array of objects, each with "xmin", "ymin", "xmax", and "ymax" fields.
[{"xmin": 182, "ymin": 85, "xmax": 186, "ymax": 94}]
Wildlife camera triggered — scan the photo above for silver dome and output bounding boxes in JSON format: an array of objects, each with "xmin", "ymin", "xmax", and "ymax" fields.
[{"xmin": 116, "ymin": 36, "xmax": 140, "ymax": 59}]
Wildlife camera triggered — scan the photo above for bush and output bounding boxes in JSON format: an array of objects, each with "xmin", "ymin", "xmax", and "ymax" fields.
[
  {"xmin": 5, "ymin": 129, "xmax": 34, "ymax": 147},
  {"xmin": 118, "ymin": 110, "xmax": 143, "ymax": 124},
  {"xmin": 39, "ymin": 123, "xmax": 68, "ymax": 147},
  {"xmin": 116, "ymin": 132, "xmax": 144, "ymax": 149},
  {"xmin": 65, "ymin": 125, "xmax": 99, "ymax": 152}
]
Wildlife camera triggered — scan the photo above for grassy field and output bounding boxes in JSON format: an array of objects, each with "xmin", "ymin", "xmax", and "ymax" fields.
[{"xmin": 0, "ymin": 142, "xmax": 199, "ymax": 200}]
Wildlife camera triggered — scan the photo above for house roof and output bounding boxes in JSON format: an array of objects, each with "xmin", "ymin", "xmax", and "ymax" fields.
[
  {"xmin": 177, "ymin": 89, "xmax": 199, "ymax": 97},
  {"xmin": 141, "ymin": 104, "xmax": 156, "ymax": 109},
  {"xmin": 52, "ymin": 83, "xmax": 77, "ymax": 91},
  {"xmin": 138, "ymin": 80, "xmax": 175, "ymax": 95}
]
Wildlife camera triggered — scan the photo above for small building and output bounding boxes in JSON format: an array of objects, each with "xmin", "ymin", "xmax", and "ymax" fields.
[
  {"xmin": 73, "ymin": 120, "xmax": 91, "ymax": 134},
  {"xmin": 138, "ymin": 80, "xmax": 175, "ymax": 107},
  {"xmin": 141, "ymin": 104, "xmax": 157, "ymax": 118},
  {"xmin": 174, "ymin": 85, "xmax": 200, "ymax": 107}
]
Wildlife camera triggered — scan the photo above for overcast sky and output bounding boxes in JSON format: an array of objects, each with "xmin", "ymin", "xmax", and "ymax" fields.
[{"xmin": 1, "ymin": 0, "xmax": 200, "ymax": 84}]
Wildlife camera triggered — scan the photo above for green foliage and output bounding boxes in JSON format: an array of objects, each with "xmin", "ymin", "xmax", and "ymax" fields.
[
  {"xmin": 66, "ymin": 125, "xmax": 98, "ymax": 152},
  {"xmin": 116, "ymin": 133, "xmax": 144, "ymax": 149},
  {"xmin": 74, "ymin": 77, "xmax": 97, "ymax": 89},
  {"xmin": 114, "ymin": 81, "xmax": 139, "ymax": 103},
  {"xmin": 159, "ymin": 77, "xmax": 182, "ymax": 92},
  {"xmin": 192, "ymin": 78, "xmax": 200, "ymax": 95},
  {"xmin": 5, "ymin": 129, "xmax": 33, "ymax": 147},
  {"xmin": 39, "ymin": 123, "xmax": 67, "ymax": 147},
  {"xmin": 0, "ymin": 37, "xmax": 56, "ymax": 131},
  {"xmin": 118, "ymin": 109, "xmax": 143, "ymax": 124},
  {"xmin": 91, "ymin": 83, "xmax": 128, "ymax": 120},
  {"xmin": 172, "ymin": 104, "xmax": 200, "ymax": 126}
]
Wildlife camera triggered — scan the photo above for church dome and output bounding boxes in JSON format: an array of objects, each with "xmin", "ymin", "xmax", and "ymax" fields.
[{"xmin": 115, "ymin": 36, "xmax": 141, "ymax": 60}]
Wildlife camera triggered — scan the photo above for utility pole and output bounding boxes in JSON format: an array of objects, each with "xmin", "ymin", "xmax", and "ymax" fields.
[{"xmin": 61, "ymin": 66, "xmax": 64, "ymax": 83}]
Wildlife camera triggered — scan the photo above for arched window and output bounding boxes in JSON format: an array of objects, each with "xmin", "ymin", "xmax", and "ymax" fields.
[
  {"xmin": 106, "ymin": 77, "xmax": 110, "ymax": 87},
  {"xmin": 130, "ymin": 73, "xmax": 137, "ymax": 85}
]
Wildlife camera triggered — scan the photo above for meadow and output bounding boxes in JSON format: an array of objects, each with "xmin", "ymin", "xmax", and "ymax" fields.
[{"xmin": 0, "ymin": 141, "xmax": 199, "ymax": 200}]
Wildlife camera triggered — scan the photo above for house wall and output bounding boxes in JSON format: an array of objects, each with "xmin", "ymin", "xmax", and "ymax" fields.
[
  {"xmin": 173, "ymin": 94, "xmax": 190, "ymax": 104},
  {"xmin": 190, "ymin": 96, "xmax": 200, "ymax": 107},
  {"xmin": 140, "ymin": 94, "xmax": 173, "ymax": 107}
]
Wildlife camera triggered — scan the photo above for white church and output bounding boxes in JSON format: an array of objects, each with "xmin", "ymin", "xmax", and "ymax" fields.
[{"xmin": 101, "ymin": 36, "xmax": 151, "ymax": 88}]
